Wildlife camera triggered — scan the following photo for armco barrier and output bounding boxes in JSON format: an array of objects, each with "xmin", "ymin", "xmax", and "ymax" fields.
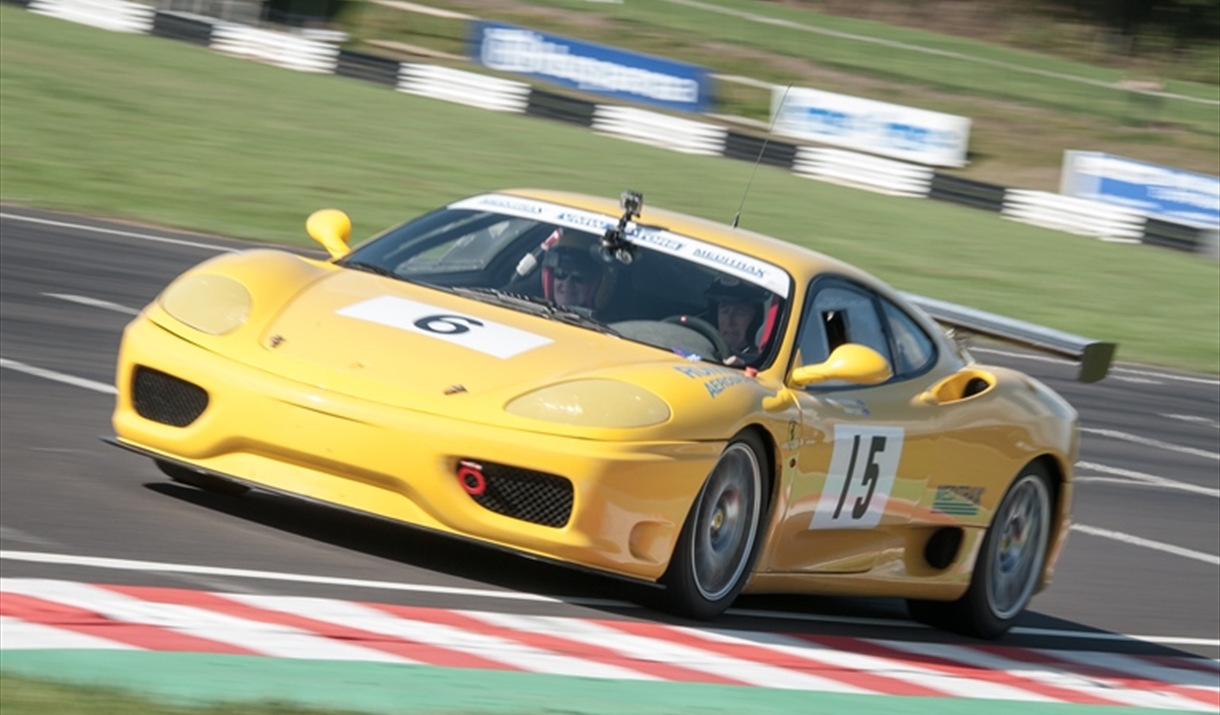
[
  {"xmin": 153, "ymin": 0, "xmax": 257, "ymax": 24},
  {"xmin": 151, "ymin": 12, "xmax": 214, "ymax": 45},
  {"xmin": 592, "ymin": 106, "xmax": 727, "ymax": 156},
  {"xmin": 794, "ymin": 147, "xmax": 934, "ymax": 197},
  {"xmin": 1142, "ymin": 217, "xmax": 1210, "ymax": 253},
  {"xmin": 928, "ymin": 174, "xmax": 1007, "ymax": 212},
  {"xmin": 525, "ymin": 89, "xmax": 597, "ymax": 128},
  {"xmin": 29, "ymin": 0, "xmax": 152, "ymax": 32},
  {"xmin": 210, "ymin": 23, "xmax": 339, "ymax": 73},
  {"xmin": 398, "ymin": 64, "xmax": 530, "ymax": 113},
  {"xmin": 1001, "ymin": 190, "xmax": 1146, "ymax": 242},
  {"xmin": 336, "ymin": 49, "xmax": 400, "ymax": 87},
  {"xmin": 722, "ymin": 131, "xmax": 798, "ymax": 170}
]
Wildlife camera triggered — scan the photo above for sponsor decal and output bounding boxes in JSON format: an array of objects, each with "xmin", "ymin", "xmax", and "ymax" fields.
[
  {"xmin": 673, "ymin": 364, "xmax": 749, "ymax": 399},
  {"xmin": 467, "ymin": 195, "xmax": 547, "ymax": 215},
  {"xmin": 473, "ymin": 22, "xmax": 711, "ymax": 113},
  {"xmin": 931, "ymin": 485, "xmax": 985, "ymax": 516},
  {"xmin": 784, "ymin": 419, "xmax": 799, "ymax": 451},
  {"xmin": 691, "ymin": 247, "xmax": 767, "ymax": 279}
]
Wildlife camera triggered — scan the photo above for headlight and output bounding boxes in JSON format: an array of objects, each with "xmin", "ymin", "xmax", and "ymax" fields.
[
  {"xmin": 159, "ymin": 274, "xmax": 251, "ymax": 335},
  {"xmin": 505, "ymin": 379, "xmax": 670, "ymax": 428}
]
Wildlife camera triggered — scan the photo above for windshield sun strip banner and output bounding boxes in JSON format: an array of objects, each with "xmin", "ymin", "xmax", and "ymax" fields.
[{"xmin": 448, "ymin": 194, "xmax": 792, "ymax": 298}]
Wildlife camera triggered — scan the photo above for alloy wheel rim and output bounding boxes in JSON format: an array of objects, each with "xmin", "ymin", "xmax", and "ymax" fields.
[
  {"xmin": 986, "ymin": 474, "xmax": 1051, "ymax": 621},
  {"xmin": 691, "ymin": 443, "xmax": 761, "ymax": 602}
]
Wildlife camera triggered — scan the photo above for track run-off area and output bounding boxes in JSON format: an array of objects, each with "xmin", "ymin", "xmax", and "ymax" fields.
[{"xmin": 1, "ymin": 207, "xmax": 1217, "ymax": 714}]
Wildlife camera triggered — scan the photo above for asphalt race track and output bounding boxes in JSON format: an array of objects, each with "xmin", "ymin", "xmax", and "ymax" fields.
[{"xmin": 1, "ymin": 206, "xmax": 1217, "ymax": 703}]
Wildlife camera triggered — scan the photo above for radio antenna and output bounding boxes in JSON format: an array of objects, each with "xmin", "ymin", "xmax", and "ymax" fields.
[{"xmin": 732, "ymin": 83, "xmax": 792, "ymax": 230}]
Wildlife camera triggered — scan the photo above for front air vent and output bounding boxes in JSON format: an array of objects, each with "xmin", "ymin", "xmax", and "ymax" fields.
[
  {"xmin": 468, "ymin": 462, "xmax": 574, "ymax": 528},
  {"xmin": 924, "ymin": 527, "xmax": 964, "ymax": 570},
  {"xmin": 132, "ymin": 366, "xmax": 209, "ymax": 427}
]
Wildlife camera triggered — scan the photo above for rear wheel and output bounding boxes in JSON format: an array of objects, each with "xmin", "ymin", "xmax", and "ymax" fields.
[
  {"xmin": 908, "ymin": 462, "xmax": 1053, "ymax": 638},
  {"xmin": 156, "ymin": 460, "xmax": 250, "ymax": 497},
  {"xmin": 661, "ymin": 432, "xmax": 769, "ymax": 619}
]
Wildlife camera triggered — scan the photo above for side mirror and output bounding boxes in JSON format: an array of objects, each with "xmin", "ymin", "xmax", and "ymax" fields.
[
  {"xmin": 790, "ymin": 344, "xmax": 893, "ymax": 387},
  {"xmin": 306, "ymin": 209, "xmax": 352, "ymax": 259}
]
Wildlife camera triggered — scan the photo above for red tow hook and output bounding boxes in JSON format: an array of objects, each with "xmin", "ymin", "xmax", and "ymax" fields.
[{"xmin": 456, "ymin": 460, "xmax": 486, "ymax": 496}]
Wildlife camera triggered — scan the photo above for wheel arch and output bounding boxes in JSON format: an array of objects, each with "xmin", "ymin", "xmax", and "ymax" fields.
[
  {"xmin": 1030, "ymin": 452, "xmax": 1070, "ymax": 590},
  {"xmin": 740, "ymin": 423, "xmax": 779, "ymax": 517}
]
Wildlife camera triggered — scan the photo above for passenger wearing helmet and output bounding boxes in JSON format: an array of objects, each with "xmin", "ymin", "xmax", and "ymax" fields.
[
  {"xmin": 706, "ymin": 275, "xmax": 769, "ymax": 364},
  {"xmin": 541, "ymin": 234, "xmax": 612, "ymax": 313}
]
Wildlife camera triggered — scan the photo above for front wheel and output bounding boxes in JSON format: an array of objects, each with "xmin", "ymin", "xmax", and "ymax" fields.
[
  {"xmin": 661, "ymin": 433, "xmax": 769, "ymax": 620},
  {"xmin": 908, "ymin": 462, "xmax": 1053, "ymax": 639}
]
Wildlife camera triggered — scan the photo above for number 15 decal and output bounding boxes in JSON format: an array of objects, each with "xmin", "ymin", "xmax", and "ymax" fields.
[{"xmin": 810, "ymin": 425, "xmax": 905, "ymax": 530}]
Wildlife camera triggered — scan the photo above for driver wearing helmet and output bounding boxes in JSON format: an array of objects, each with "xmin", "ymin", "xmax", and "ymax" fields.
[
  {"xmin": 706, "ymin": 275, "xmax": 769, "ymax": 365},
  {"xmin": 541, "ymin": 235, "xmax": 612, "ymax": 313}
]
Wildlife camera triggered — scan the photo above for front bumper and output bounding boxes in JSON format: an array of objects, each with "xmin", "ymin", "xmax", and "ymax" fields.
[{"xmin": 111, "ymin": 317, "xmax": 722, "ymax": 581}]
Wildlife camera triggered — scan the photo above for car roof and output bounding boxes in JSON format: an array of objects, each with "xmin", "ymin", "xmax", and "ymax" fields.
[{"xmin": 501, "ymin": 188, "xmax": 879, "ymax": 288}]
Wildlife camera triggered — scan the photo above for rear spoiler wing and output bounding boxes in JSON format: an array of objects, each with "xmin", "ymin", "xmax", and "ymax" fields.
[{"xmin": 902, "ymin": 293, "xmax": 1117, "ymax": 383}]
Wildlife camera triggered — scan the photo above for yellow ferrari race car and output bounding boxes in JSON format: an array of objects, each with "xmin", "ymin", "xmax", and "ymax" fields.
[{"xmin": 108, "ymin": 189, "xmax": 1115, "ymax": 638}]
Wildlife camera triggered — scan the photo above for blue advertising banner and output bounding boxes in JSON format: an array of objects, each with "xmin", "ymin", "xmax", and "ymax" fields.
[
  {"xmin": 1061, "ymin": 151, "xmax": 1220, "ymax": 228},
  {"xmin": 470, "ymin": 21, "xmax": 712, "ymax": 114}
]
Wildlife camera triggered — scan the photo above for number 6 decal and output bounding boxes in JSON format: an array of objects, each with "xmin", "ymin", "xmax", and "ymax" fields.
[
  {"xmin": 414, "ymin": 314, "xmax": 484, "ymax": 335},
  {"xmin": 810, "ymin": 425, "xmax": 905, "ymax": 530}
]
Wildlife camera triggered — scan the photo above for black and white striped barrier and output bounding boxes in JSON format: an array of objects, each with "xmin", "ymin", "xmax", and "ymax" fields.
[
  {"xmin": 8, "ymin": 0, "xmax": 1216, "ymax": 259},
  {"xmin": 29, "ymin": 0, "xmax": 152, "ymax": 32},
  {"xmin": 399, "ymin": 64, "xmax": 531, "ymax": 112}
]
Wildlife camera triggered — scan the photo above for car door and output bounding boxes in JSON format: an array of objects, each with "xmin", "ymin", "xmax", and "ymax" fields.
[{"xmin": 765, "ymin": 277, "xmax": 945, "ymax": 574}]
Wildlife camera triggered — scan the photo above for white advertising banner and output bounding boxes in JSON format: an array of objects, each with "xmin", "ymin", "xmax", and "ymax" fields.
[
  {"xmin": 772, "ymin": 86, "xmax": 971, "ymax": 167},
  {"xmin": 1060, "ymin": 151, "xmax": 1220, "ymax": 228}
]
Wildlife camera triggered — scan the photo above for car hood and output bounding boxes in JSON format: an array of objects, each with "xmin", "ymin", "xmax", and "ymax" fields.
[{"xmin": 154, "ymin": 263, "xmax": 772, "ymax": 438}]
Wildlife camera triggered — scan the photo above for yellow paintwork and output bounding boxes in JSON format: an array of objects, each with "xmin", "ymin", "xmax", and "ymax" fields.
[
  {"xmin": 111, "ymin": 189, "xmax": 1078, "ymax": 599},
  {"xmin": 790, "ymin": 344, "xmax": 893, "ymax": 386},
  {"xmin": 160, "ymin": 273, "xmax": 251, "ymax": 335},
  {"xmin": 306, "ymin": 208, "xmax": 352, "ymax": 259}
]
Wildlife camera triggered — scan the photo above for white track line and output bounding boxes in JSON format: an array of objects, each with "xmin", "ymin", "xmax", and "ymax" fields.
[
  {"xmin": 1081, "ymin": 427, "xmax": 1219, "ymax": 461},
  {"xmin": 0, "ymin": 358, "xmax": 116, "ymax": 394},
  {"xmin": 1076, "ymin": 462, "xmax": 1220, "ymax": 498},
  {"xmin": 0, "ymin": 550, "xmax": 579, "ymax": 604},
  {"xmin": 1162, "ymin": 414, "xmax": 1220, "ymax": 429},
  {"xmin": 0, "ymin": 212, "xmax": 238, "ymax": 253},
  {"xmin": 1071, "ymin": 525, "xmax": 1220, "ymax": 566},
  {"xmin": 42, "ymin": 293, "xmax": 141, "ymax": 315}
]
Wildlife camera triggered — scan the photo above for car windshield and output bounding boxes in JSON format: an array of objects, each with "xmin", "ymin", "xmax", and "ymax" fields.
[{"xmin": 338, "ymin": 193, "xmax": 793, "ymax": 369}]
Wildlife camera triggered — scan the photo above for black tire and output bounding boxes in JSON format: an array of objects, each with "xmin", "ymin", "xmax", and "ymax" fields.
[
  {"xmin": 156, "ymin": 460, "xmax": 250, "ymax": 497},
  {"xmin": 661, "ymin": 432, "xmax": 769, "ymax": 620},
  {"xmin": 908, "ymin": 462, "xmax": 1053, "ymax": 639}
]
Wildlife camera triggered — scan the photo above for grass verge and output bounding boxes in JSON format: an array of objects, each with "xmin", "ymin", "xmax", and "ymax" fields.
[
  {"xmin": 1, "ymin": 5, "xmax": 1216, "ymax": 372},
  {"xmin": 0, "ymin": 674, "xmax": 371, "ymax": 715}
]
